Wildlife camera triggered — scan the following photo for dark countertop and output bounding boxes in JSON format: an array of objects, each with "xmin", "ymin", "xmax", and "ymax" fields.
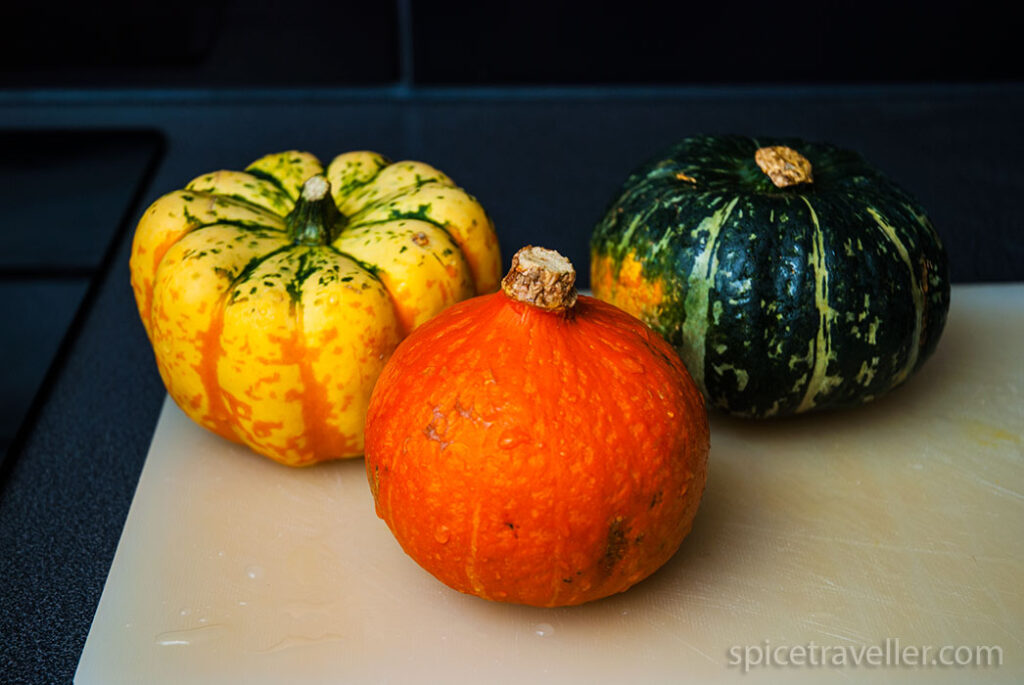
[{"xmin": 1, "ymin": 85, "xmax": 1022, "ymax": 683}]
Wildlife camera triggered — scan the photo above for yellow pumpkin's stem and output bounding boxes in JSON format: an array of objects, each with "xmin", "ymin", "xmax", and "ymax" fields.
[
  {"xmin": 288, "ymin": 175, "xmax": 344, "ymax": 246},
  {"xmin": 501, "ymin": 246, "xmax": 577, "ymax": 312}
]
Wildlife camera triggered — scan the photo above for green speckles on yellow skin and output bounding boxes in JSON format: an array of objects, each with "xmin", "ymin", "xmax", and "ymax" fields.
[
  {"xmin": 245, "ymin": 151, "xmax": 324, "ymax": 201},
  {"xmin": 132, "ymin": 148, "xmax": 502, "ymax": 464},
  {"xmin": 333, "ymin": 220, "xmax": 474, "ymax": 335},
  {"xmin": 335, "ymin": 160, "xmax": 452, "ymax": 216},
  {"xmin": 186, "ymin": 170, "xmax": 294, "ymax": 216},
  {"xmin": 325, "ymin": 151, "xmax": 391, "ymax": 204}
]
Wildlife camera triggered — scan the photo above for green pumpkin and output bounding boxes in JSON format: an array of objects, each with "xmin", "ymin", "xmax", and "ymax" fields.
[{"xmin": 591, "ymin": 135, "xmax": 950, "ymax": 418}]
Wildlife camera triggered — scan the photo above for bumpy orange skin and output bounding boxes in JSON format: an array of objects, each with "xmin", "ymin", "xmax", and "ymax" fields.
[{"xmin": 364, "ymin": 291, "xmax": 709, "ymax": 607}]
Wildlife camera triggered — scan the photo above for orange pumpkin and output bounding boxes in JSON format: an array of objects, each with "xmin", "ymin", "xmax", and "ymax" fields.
[{"xmin": 365, "ymin": 246, "xmax": 709, "ymax": 607}]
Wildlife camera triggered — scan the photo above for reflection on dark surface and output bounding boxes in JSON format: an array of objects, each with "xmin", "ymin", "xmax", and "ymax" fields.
[
  {"xmin": 0, "ymin": 1, "xmax": 399, "ymax": 88},
  {"xmin": 0, "ymin": 130, "xmax": 163, "ymax": 460}
]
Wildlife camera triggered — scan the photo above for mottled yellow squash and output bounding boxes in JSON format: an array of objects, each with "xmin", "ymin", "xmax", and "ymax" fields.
[{"xmin": 130, "ymin": 150, "xmax": 501, "ymax": 466}]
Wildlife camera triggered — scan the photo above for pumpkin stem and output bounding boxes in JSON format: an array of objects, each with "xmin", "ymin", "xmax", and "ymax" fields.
[
  {"xmin": 755, "ymin": 145, "xmax": 813, "ymax": 188},
  {"xmin": 288, "ymin": 175, "xmax": 344, "ymax": 246},
  {"xmin": 501, "ymin": 246, "xmax": 578, "ymax": 312}
]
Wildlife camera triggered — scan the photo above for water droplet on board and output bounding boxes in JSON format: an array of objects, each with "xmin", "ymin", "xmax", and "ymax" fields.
[
  {"xmin": 245, "ymin": 564, "xmax": 265, "ymax": 580},
  {"xmin": 533, "ymin": 623, "xmax": 555, "ymax": 637},
  {"xmin": 434, "ymin": 526, "xmax": 451, "ymax": 544},
  {"xmin": 255, "ymin": 632, "xmax": 345, "ymax": 654},
  {"xmin": 155, "ymin": 623, "xmax": 226, "ymax": 647}
]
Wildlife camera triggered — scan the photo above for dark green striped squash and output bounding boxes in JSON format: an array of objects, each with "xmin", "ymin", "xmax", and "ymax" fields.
[{"xmin": 591, "ymin": 135, "xmax": 950, "ymax": 418}]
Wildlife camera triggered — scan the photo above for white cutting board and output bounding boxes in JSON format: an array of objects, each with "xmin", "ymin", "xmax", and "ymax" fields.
[{"xmin": 77, "ymin": 285, "xmax": 1024, "ymax": 684}]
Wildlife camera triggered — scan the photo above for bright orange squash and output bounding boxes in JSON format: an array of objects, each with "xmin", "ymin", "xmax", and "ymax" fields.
[
  {"xmin": 130, "ymin": 151, "xmax": 501, "ymax": 466},
  {"xmin": 365, "ymin": 246, "xmax": 709, "ymax": 606}
]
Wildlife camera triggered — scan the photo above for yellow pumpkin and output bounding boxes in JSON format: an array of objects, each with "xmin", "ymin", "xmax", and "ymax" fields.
[{"xmin": 130, "ymin": 150, "xmax": 501, "ymax": 466}]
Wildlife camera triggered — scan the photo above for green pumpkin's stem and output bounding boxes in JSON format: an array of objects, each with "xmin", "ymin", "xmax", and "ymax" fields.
[
  {"xmin": 755, "ymin": 146, "xmax": 814, "ymax": 188},
  {"xmin": 501, "ymin": 246, "xmax": 578, "ymax": 312},
  {"xmin": 287, "ymin": 176, "xmax": 344, "ymax": 246}
]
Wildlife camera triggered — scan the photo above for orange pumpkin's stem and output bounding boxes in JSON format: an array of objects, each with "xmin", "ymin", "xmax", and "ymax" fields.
[{"xmin": 500, "ymin": 246, "xmax": 578, "ymax": 312}]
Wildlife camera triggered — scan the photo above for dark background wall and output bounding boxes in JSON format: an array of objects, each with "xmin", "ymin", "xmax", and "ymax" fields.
[
  {"xmin": 0, "ymin": 0, "xmax": 1020, "ymax": 460},
  {"xmin": 0, "ymin": 6, "xmax": 1020, "ymax": 680},
  {"xmin": 2, "ymin": 1, "xmax": 1019, "ymax": 88}
]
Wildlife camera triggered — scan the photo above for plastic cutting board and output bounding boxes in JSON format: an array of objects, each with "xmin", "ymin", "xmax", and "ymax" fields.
[{"xmin": 76, "ymin": 284, "xmax": 1024, "ymax": 684}]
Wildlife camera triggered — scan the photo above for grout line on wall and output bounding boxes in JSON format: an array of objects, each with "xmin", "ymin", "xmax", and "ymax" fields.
[
  {"xmin": 2, "ymin": 82, "xmax": 1022, "ymax": 106},
  {"xmin": 396, "ymin": 0, "xmax": 415, "ymax": 94}
]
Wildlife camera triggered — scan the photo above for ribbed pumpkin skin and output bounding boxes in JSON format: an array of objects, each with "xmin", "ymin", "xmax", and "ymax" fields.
[
  {"xmin": 591, "ymin": 135, "xmax": 950, "ymax": 418},
  {"xmin": 130, "ymin": 151, "xmax": 501, "ymax": 465},
  {"xmin": 365, "ymin": 291, "xmax": 709, "ymax": 607}
]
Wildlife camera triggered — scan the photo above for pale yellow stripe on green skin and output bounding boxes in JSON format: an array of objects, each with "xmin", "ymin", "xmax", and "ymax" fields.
[
  {"xmin": 680, "ymin": 197, "xmax": 738, "ymax": 396},
  {"xmin": 712, "ymin": 363, "xmax": 749, "ymax": 391},
  {"xmin": 245, "ymin": 151, "xmax": 324, "ymax": 201},
  {"xmin": 796, "ymin": 197, "xmax": 841, "ymax": 413},
  {"xmin": 866, "ymin": 207, "xmax": 924, "ymax": 387},
  {"xmin": 617, "ymin": 212, "xmax": 644, "ymax": 254},
  {"xmin": 186, "ymin": 170, "xmax": 295, "ymax": 217},
  {"xmin": 651, "ymin": 200, "xmax": 690, "ymax": 255}
]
